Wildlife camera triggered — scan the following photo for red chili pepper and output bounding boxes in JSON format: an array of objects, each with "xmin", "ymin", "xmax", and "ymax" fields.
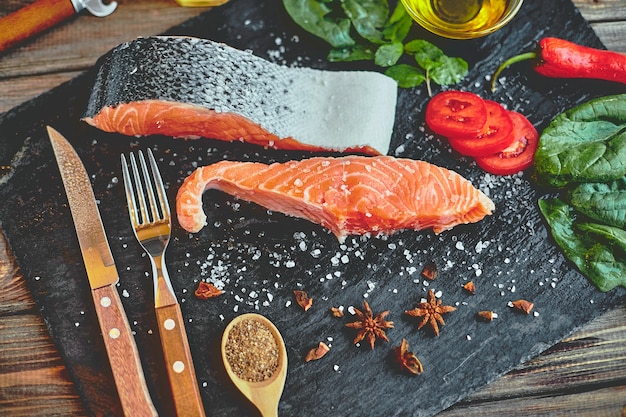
[{"xmin": 491, "ymin": 37, "xmax": 626, "ymax": 91}]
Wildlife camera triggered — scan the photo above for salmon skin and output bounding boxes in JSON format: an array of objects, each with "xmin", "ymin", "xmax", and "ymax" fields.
[
  {"xmin": 176, "ymin": 155, "xmax": 495, "ymax": 241},
  {"xmin": 83, "ymin": 36, "xmax": 397, "ymax": 155}
]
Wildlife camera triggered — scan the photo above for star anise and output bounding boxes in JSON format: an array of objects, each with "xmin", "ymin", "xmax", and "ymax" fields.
[
  {"xmin": 405, "ymin": 289, "xmax": 456, "ymax": 336},
  {"xmin": 345, "ymin": 300, "xmax": 394, "ymax": 349},
  {"xmin": 394, "ymin": 338, "xmax": 423, "ymax": 375}
]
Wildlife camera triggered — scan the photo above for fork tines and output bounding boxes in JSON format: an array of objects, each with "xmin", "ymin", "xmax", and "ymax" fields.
[{"xmin": 121, "ymin": 149, "xmax": 170, "ymax": 227}]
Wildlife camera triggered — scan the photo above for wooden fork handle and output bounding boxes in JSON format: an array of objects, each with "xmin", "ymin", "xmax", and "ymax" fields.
[
  {"xmin": 92, "ymin": 284, "xmax": 158, "ymax": 417},
  {"xmin": 0, "ymin": 0, "xmax": 76, "ymax": 53},
  {"xmin": 155, "ymin": 304, "xmax": 206, "ymax": 417}
]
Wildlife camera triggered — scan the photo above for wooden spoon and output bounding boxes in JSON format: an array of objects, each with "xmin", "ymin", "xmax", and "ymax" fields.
[{"xmin": 221, "ymin": 313, "xmax": 288, "ymax": 417}]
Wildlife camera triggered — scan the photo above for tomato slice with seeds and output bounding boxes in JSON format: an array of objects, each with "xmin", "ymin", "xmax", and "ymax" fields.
[
  {"xmin": 425, "ymin": 91, "xmax": 488, "ymax": 138},
  {"xmin": 446, "ymin": 100, "xmax": 515, "ymax": 157},
  {"xmin": 475, "ymin": 111, "xmax": 538, "ymax": 175}
]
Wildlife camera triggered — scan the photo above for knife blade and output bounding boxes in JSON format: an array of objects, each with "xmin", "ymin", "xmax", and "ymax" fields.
[
  {"xmin": 0, "ymin": 0, "xmax": 117, "ymax": 53},
  {"xmin": 47, "ymin": 126, "xmax": 158, "ymax": 417}
]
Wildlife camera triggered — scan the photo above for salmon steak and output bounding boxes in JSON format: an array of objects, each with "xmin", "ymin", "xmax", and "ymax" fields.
[
  {"xmin": 176, "ymin": 155, "xmax": 495, "ymax": 241},
  {"xmin": 82, "ymin": 36, "xmax": 397, "ymax": 155}
]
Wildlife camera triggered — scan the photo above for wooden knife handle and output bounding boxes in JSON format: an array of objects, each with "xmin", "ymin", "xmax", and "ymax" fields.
[
  {"xmin": 0, "ymin": 0, "xmax": 75, "ymax": 53},
  {"xmin": 92, "ymin": 284, "xmax": 159, "ymax": 417},
  {"xmin": 155, "ymin": 304, "xmax": 206, "ymax": 417}
]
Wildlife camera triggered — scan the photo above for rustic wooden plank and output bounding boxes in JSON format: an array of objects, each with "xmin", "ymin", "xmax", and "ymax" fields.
[
  {"xmin": 0, "ymin": 308, "xmax": 86, "ymax": 416},
  {"xmin": 461, "ymin": 308, "xmax": 626, "ymax": 395},
  {"xmin": 440, "ymin": 385, "xmax": 626, "ymax": 417},
  {"xmin": 0, "ymin": 231, "xmax": 34, "ymax": 315},
  {"xmin": 0, "ymin": 71, "xmax": 83, "ymax": 116},
  {"xmin": 572, "ymin": 0, "xmax": 626, "ymax": 22},
  {"xmin": 0, "ymin": 0, "xmax": 207, "ymax": 112},
  {"xmin": 591, "ymin": 21, "xmax": 626, "ymax": 52}
]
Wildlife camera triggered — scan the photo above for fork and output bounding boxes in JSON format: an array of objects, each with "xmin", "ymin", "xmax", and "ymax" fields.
[{"xmin": 122, "ymin": 150, "xmax": 206, "ymax": 417}]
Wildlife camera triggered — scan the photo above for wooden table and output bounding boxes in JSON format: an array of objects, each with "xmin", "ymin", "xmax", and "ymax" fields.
[{"xmin": 0, "ymin": 1, "xmax": 625, "ymax": 415}]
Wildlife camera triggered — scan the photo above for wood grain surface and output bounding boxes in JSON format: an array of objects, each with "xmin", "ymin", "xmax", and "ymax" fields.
[{"xmin": 0, "ymin": 0, "xmax": 625, "ymax": 416}]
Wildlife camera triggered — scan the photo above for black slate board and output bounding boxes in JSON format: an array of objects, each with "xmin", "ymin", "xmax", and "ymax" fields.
[{"xmin": 1, "ymin": 0, "xmax": 625, "ymax": 416}]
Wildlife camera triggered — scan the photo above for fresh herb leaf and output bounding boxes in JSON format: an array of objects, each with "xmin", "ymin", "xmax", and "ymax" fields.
[
  {"xmin": 570, "ymin": 176, "xmax": 626, "ymax": 228},
  {"xmin": 534, "ymin": 94, "xmax": 626, "ymax": 187},
  {"xmin": 430, "ymin": 56, "xmax": 468, "ymax": 85},
  {"xmin": 375, "ymin": 41, "xmax": 404, "ymax": 67},
  {"xmin": 538, "ymin": 198, "xmax": 626, "ymax": 292},
  {"xmin": 384, "ymin": 64, "xmax": 425, "ymax": 88},
  {"xmin": 328, "ymin": 44, "xmax": 376, "ymax": 62},
  {"xmin": 282, "ymin": 0, "xmax": 468, "ymax": 91},
  {"xmin": 382, "ymin": 1, "xmax": 413, "ymax": 43},
  {"xmin": 340, "ymin": 0, "xmax": 388, "ymax": 44},
  {"xmin": 407, "ymin": 39, "xmax": 444, "ymax": 69},
  {"xmin": 406, "ymin": 40, "xmax": 468, "ymax": 95},
  {"xmin": 283, "ymin": 0, "xmax": 355, "ymax": 48},
  {"xmin": 577, "ymin": 222, "xmax": 626, "ymax": 254}
]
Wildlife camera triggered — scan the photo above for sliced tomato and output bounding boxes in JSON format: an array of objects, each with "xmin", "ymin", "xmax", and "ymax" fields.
[
  {"xmin": 475, "ymin": 111, "xmax": 539, "ymax": 175},
  {"xmin": 446, "ymin": 100, "xmax": 515, "ymax": 157},
  {"xmin": 425, "ymin": 91, "xmax": 488, "ymax": 137}
]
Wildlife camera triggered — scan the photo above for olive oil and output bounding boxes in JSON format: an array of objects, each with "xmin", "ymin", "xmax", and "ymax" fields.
[{"xmin": 403, "ymin": 0, "xmax": 512, "ymax": 37}]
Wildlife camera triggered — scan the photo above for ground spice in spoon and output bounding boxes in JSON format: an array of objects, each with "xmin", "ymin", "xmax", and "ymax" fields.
[{"xmin": 224, "ymin": 318, "xmax": 279, "ymax": 382}]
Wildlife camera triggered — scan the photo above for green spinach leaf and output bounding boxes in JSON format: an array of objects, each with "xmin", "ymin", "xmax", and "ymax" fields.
[
  {"xmin": 382, "ymin": 1, "xmax": 413, "ymax": 43},
  {"xmin": 328, "ymin": 44, "xmax": 375, "ymax": 61},
  {"xmin": 283, "ymin": 0, "xmax": 355, "ymax": 48},
  {"xmin": 570, "ymin": 176, "xmax": 626, "ymax": 228},
  {"xmin": 538, "ymin": 198, "xmax": 626, "ymax": 292},
  {"xmin": 534, "ymin": 94, "xmax": 626, "ymax": 187},
  {"xmin": 577, "ymin": 222, "xmax": 626, "ymax": 254},
  {"xmin": 340, "ymin": 0, "xmax": 388, "ymax": 44}
]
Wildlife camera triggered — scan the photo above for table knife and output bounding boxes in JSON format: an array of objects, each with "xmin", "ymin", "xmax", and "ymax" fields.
[
  {"xmin": 47, "ymin": 126, "xmax": 158, "ymax": 417},
  {"xmin": 0, "ymin": 0, "xmax": 117, "ymax": 53}
]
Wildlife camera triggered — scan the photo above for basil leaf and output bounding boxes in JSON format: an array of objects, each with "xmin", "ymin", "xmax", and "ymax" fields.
[
  {"xmin": 407, "ymin": 39, "xmax": 445, "ymax": 71},
  {"xmin": 382, "ymin": 1, "xmax": 412, "ymax": 43},
  {"xmin": 429, "ymin": 56, "xmax": 468, "ymax": 85},
  {"xmin": 384, "ymin": 64, "xmax": 425, "ymax": 88},
  {"xmin": 327, "ymin": 44, "xmax": 375, "ymax": 62},
  {"xmin": 341, "ymin": 0, "xmax": 388, "ymax": 44},
  {"xmin": 282, "ymin": 0, "xmax": 355, "ymax": 48},
  {"xmin": 538, "ymin": 198, "xmax": 626, "ymax": 292},
  {"xmin": 534, "ymin": 94, "xmax": 626, "ymax": 187},
  {"xmin": 374, "ymin": 41, "xmax": 404, "ymax": 67},
  {"xmin": 570, "ymin": 176, "xmax": 626, "ymax": 228}
]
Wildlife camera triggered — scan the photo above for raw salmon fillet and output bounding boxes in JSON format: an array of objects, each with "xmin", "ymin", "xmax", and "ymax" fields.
[
  {"xmin": 82, "ymin": 36, "xmax": 397, "ymax": 155},
  {"xmin": 176, "ymin": 155, "xmax": 495, "ymax": 241}
]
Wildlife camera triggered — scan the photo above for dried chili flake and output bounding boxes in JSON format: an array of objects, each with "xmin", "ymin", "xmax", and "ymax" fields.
[
  {"xmin": 477, "ymin": 310, "xmax": 496, "ymax": 321},
  {"xmin": 421, "ymin": 261, "xmax": 438, "ymax": 280},
  {"xmin": 394, "ymin": 338, "xmax": 423, "ymax": 375},
  {"xmin": 293, "ymin": 290, "xmax": 313, "ymax": 311},
  {"xmin": 305, "ymin": 342, "xmax": 330, "ymax": 362},
  {"xmin": 330, "ymin": 306, "xmax": 344, "ymax": 318},
  {"xmin": 511, "ymin": 299, "xmax": 534, "ymax": 314},
  {"xmin": 463, "ymin": 281, "xmax": 476, "ymax": 294},
  {"xmin": 194, "ymin": 281, "xmax": 224, "ymax": 300}
]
